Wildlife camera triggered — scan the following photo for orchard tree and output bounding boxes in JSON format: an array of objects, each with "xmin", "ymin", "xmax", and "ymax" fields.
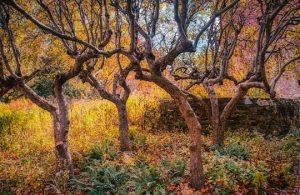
[
  {"xmin": 172, "ymin": 0, "xmax": 300, "ymax": 146},
  {"xmin": 0, "ymin": 4, "xmax": 75, "ymax": 175},
  {"xmin": 1, "ymin": 0, "xmax": 118, "ymax": 177},
  {"xmin": 112, "ymin": 0, "xmax": 239, "ymax": 189},
  {"xmin": 171, "ymin": 1, "xmax": 245, "ymax": 146},
  {"xmin": 78, "ymin": 1, "xmax": 134, "ymax": 151},
  {"xmin": 9, "ymin": 0, "xmax": 135, "ymax": 152}
]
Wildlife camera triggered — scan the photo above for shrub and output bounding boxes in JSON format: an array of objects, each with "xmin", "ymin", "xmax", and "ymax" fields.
[
  {"xmin": 73, "ymin": 163, "xmax": 129, "ymax": 194},
  {"xmin": 88, "ymin": 141, "xmax": 118, "ymax": 162},
  {"xmin": 279, "ymin": 163, "xmax": 295, "ymax": 184},
  {"xmin": 129, "ymin": 165, "xmax": 166, "ymax": 194},
  {"xmin": 251, "ymin": 171, "xmax": 268, "ymax": 189},
  {"xmin": 64, "ymin": 83, "xmax": 82, "ymax": 99},
  {"xmin": 33, "ymin": 79, "xmax": 53, "ymax": 98},
  {"xmin": 129, "ymin": 127, "xmax": 148, "ymax": 150},
  {"xmin": 161, "ymin": 158, "xmax": 186, "ymax": 184},
  {"xmin": 205, "ymin": 158, "xmax": 245, "ymax": 194},
  {"xmin": 74, "ymin": 159, "xmax": 167, "ymax": 194},
  {"xmin": 250, "ymin": 161, "xmax": 270, "ymax": 190},
  {"xmin": 289, "ymin": 129, "xmax": 300, "ymax": 139},
  {"xmin": 206, "ymin": 155, "xmax": 270, "ymax": 193},
  {"xmin": 218, "ymin": 143, "xmax": 250, "ymax": 160}
]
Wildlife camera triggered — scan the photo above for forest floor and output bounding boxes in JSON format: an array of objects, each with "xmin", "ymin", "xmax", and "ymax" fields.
[{"xmin": 0, "ymin": 99, "xmax": 300, "ymax": 194}]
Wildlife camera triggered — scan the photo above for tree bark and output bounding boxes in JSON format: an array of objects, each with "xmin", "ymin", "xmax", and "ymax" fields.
[
  {"xmin": 218, "ymin": 85, "xmax": 249, "ymax": 146},
  {"xmin": 150, "ymin": 75, "xmax": 203, "ymax": 189},
  {"xmin": 205, "ymin": 84, "xmax": 223, "ymax": 146},
  {"xmin": 52, "ymin": 111, "xmax": 64, "ymax": 176},
  {"xmin": 175, "ymin": 95, "xmax": 203, "ymax": 189},
  {"xmin": 210, "ymin": 121, "xmax": 226, "ymax": 148},
  {"xmin": 53, "ymin": 80, "xmax": 74, "ymax": 178},
  {"xmin": 17, "ymin": 81, "xmax": 74, "ymax": 177},
  {"xmin": 116, "ymin": 102, "xmax": 132, "ymax": 151}
]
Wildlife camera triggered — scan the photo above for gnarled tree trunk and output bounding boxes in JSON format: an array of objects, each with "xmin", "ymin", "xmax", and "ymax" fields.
[
  {"xmin": 17, "ymin": 82, "xmax": 74, "ymax": 177},
  {"xmin": 151, "ymin": 75, "xmax": 203, "ymax": 189},
  {"xmin": 205, "ymin": 84, "xmax": 223, "ymax": 146},
  {"xmin": 175, "ymin": 95, "xmax": 203, "ymax": 189},
  {"xmin": 218, "ymin": 85, "xmax": 249, "ymax": 146},
  {"xmin": 53, "ymin": 80, "xmax": 74, "ymax": 178},
  {"xmin": 204, "ymin": 82, "xmax": 250, "ymax": 147},
  {"xmin": 116, "ymin": 102, "xmax": 132, "ymax": 151},
  {"xmin": 83, "ymin": 73, "xmax": 132, "ymax": 152}
]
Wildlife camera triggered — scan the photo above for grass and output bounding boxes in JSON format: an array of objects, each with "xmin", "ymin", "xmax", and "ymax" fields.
[{"xmin": 0, "ymin": 96, "xmax": 299, "ymax": 194}]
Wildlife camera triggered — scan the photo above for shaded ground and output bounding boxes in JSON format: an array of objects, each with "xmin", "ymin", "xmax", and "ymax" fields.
[
  {"xmin": 278, "ymin": 154, "xmax": 300, "ymax": 194},
  {"xmin": 2, "ymin": 129, "xmax": 299, "ymax": 194}
]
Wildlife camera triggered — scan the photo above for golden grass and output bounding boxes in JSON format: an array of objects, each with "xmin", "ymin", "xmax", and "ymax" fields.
[{"xmin": 0, "ymin": 95, "xmax": 160, "ymax": 191}]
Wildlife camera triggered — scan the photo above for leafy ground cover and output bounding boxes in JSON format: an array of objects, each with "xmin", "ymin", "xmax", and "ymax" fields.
[{"xmin": 0, "ymin": 98, "xmax": 299, "ymax": 194}]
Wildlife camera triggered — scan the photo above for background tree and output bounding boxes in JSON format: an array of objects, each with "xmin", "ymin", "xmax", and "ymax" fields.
[
  {"xmin": 172, "ymin": 0, "xmax": 300, "ymax": 146},
  {"xmin": 78, "ymin": 1, "xmax": 134, "ymax": 151}
]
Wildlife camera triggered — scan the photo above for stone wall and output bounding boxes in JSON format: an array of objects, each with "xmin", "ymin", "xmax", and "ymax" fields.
[{"xmin": 144, "ymin": 98, "xmax": 300, "ymax": 133}]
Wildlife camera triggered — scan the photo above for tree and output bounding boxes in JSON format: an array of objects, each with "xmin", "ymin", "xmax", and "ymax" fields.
[
  {"xmin": 172, "ymin": 0, "xmax": 300, "ymax": 146},
  {"xmin": 23, "ymin": 0, "xmax": 133, "ymax": 152},
  {"xmin": 111, "ymin": 0, "xmax": 239, "ymax": 189},
  {"xmin": 1, "ymin": 0, "xmax": 117, "ymax": 177},
  {"xmin": 0, "ymin": 4, "xmax": 76, "ymax": 176},
  {"xmin": 78, "ymin": 1, "xmax": 133, "ymax": 151}
]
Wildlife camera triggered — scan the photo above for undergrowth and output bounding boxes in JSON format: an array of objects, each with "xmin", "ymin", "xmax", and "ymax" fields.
[{"xmin": 0, "ymin": 97, "xmax": 299, "ymax": 194}]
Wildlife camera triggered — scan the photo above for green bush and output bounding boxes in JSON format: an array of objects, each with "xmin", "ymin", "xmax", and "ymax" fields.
[
  {"xmin": 217, "ymin": 143, "xmax": 250, "ymax": 160},
  {"xmin": 76, "ymin": 147, "xmax": 187, "ymax": 194},
  {"xmin": 88, "ymin": 141, "xmax": 118, "ymax": 162},
  {"xmin": 73, "ymin": 163, "xmax": 129, "ymax": 194},
  {"xmin": 250, "ymin": 161, "xmax": 270, "ymax": 190},
  {"xmin": 277, "ymin": 139, "xmax": 300, "ymax": 158},
  {"xmin": 74, "ymin": 162, "xmax": 167, "ymax": 194},
  {"xmin": 251, "ymin": 171, "xmax": 268, "ymax": 189},
  {"xmin": 33, "ymin": 79, "xmax": 82, "ymax": 98},
  {"xmin": 205, "ymin": 154, "xmax": 270, "ymax": 194},
  {"xmin": 289, "ymin": 129, "xmax": 300, "ymax": 139},
  {"xmin": 161, "ymin": 158, "xmax": 186, "ymax": 184},
  {"xmin": 206, "ymin": 158, "xmax": 251, "ymax": 193},
  {"xmin": 129, "ymin": 165, "xmax": 166, "ymax": 194},
  {"xmin": 279, "ymin": 163, "xmax": 295, "ymax": 184},
  {"xmin": 64, "ymin": 83, "xmax": 81, "ymax": 99}
]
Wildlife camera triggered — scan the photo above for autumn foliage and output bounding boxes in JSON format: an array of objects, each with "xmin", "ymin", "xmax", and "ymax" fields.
[{"xmin": 0, "ymin": 0, "xmax": 299, "ymax": 194}]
